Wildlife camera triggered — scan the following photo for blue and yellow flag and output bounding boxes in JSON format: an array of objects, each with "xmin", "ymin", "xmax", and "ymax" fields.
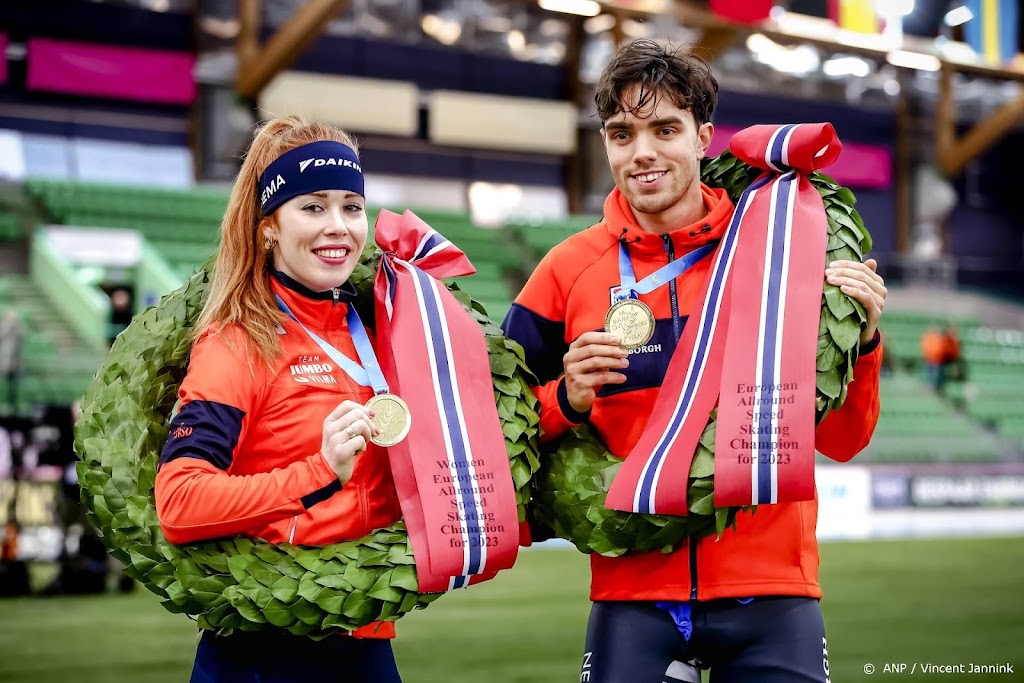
[{"xmin": 964, "ymin": 0, "xmax": 1020, "ymax": 66}]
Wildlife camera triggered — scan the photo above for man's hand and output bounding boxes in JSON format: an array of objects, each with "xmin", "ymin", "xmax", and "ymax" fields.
[
  {"xmin": 826, "ymin": 258, "xmax": 887, "ymax": 344},
  {"xmin": 563, "ymin": 331, "xmax": 629, "ymax": 414}
]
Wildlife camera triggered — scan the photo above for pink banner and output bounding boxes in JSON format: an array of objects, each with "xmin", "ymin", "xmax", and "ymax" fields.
[
  {"xmin": 0, "ymin": 35, "xmax": 7, "ymax": 85},
  {"xmin": 27, "ymin": 38, "xmax": 195, "ymax": 105},
  {"xmin": 709, "ymin": 124, "xmax": 891, "ymax": 189}
]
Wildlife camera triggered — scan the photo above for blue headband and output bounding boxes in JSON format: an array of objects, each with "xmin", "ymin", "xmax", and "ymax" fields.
[{"xmin": 258, "ymin": 140, "xmax": 364, "ymax": 215}]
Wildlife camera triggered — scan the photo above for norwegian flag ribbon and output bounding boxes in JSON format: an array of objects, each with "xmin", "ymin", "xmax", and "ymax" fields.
[
  {"xmin": 605, "ymin": 123, "xmax": 842, "ymax": 515},
  {"xmin": 373, "ymin": 209, "xmax": 519, "ymax": 592}
]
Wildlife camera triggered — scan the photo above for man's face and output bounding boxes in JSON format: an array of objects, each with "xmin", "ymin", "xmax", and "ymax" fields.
[{"xmin": 602, "ymin": 85, "xmax": 713, "ymax": 220}]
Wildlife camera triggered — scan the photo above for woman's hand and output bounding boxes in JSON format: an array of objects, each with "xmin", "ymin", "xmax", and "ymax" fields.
[{"xmin": 320, "ymin": 400, "xmax": 380, "ymax": 485}]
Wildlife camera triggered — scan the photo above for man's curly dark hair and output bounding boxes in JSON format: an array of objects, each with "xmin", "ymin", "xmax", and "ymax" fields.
[{"xmin": 595, "ymin": 39, "xmax": 719, "ymax": 126}]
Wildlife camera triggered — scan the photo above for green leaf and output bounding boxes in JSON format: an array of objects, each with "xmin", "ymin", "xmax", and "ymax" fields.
[
  {"xmin": 816, "ymin": 342, "xmax": 842, "ymax": 372},
  {"xmin": 690, "ymin": 492, "xmax": 714, "ymax": 516},
  {"xmin": 823, "ymin": 285, "xmax": 855, "ymax": 320},
  {"xmin": 269, "ymin": 576, "xmax": 299, "ymax": 603},
  {"xmin": 826, "ymin": 311, "xmax": 861, "ymax": 352},
  {"xmin": 817, "ymin": 367, "xmax": 842, "ymax": 399},
  {"xmin": 834, "ymin": 186, "xmax": 857, "ymax": 207},
  {"xmin": 489, "ymin": 351, "xmax": 518, "ymax": 379},
  {"xmin": 689, "ymin": 448, "xmax": 714, "ymax": 479}
]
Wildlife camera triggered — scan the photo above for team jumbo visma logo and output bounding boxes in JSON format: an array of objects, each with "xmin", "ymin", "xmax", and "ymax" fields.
[{"xmin": 290, "ymin": 361, "xmax": 337, "ymax": 385}]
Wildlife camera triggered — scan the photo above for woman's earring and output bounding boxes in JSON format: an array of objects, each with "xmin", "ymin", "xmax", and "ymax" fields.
[{"xmin": 264, "ymin": 236, "xmax": 277, "ymax": 251}]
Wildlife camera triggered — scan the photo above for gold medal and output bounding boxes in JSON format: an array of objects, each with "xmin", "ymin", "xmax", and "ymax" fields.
[
  {"xmin": 366, "ymin": 393, "xmax": 412, "ymax": 447},
  {"xmin": 605, "ymin": 298, "xmax": 655, "ymax": 350}
]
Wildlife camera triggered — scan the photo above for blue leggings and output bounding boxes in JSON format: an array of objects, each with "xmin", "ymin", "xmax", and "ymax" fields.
[
  {"xmin": 581, "ymin": 598, "xmax": 830, "ymax": 683},
  {"xmin": 190, "ymin": 628, "xmax": 402, "ymax": 683}
]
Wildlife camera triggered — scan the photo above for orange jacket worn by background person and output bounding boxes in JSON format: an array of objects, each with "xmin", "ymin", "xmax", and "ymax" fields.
[
  {"xmin": 155, "ymin": 270, "xmax": 402, "ymax": 638},
  {"xmin": 920, "ymin": 330, "xmax": 946, "ymax": 365},
  {"xmin": 502, "ymin": 184, "xmax": 882, "ymax": 603}
]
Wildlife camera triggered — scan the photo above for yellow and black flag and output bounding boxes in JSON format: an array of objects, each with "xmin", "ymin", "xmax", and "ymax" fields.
[{"xmin": 788, "ymin": 0, "xmax": 881, "ymax": 34}]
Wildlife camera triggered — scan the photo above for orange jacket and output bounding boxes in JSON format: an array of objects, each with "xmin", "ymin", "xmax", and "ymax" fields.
[
  {"xmin": 921, "ymin": 330, "xmax": 946, "ymax": 365},
  {"xmin": 503, "ymin": 184, "xmax": 882, "ymax": 602},
  {"xmin": 155, "ymin": 270, "xmax": 402, "ymax": 638}
]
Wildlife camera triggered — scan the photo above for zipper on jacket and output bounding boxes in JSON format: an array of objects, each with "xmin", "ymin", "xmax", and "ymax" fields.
[
  {"xmin": 330, "ymin": 284, "xmax": 371, "ymax": 531},
  {"xmin": 663, "ymin": 233, "xmax": 698, "ymax": 598},
  {"xmin": 689, "ymin": 536, "xmax": 699, "ymax": 600},
  {"xmin": 662, "ymin": 235, "xmax": 682, "ymax": 343}
]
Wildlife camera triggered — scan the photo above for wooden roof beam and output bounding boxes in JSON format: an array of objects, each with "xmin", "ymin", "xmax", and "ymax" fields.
[
  {"xmin": 236, "ymin": 0, "xmax": 350, "ymax": 100},
  {"xmin": 937, "ymin": 65, "xmax": 1024, "ymax": 177},
  {"xmin": 690, "ymin": 25, "xmax": 739, "ymax": 61}
]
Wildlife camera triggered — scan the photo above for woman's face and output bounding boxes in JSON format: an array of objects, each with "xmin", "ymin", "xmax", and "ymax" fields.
[{"xmin": 264, "ymin": 190, "xmax": 368, "ymax": 293}]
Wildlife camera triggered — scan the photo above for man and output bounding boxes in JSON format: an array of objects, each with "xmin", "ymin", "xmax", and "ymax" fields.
[
  {"xmin": 503, "ymin": 39, "xmax": 886, "ymax": 682},
  {"xmin": 0, "ymin": 308, "xmax": 24, "ymax": 408}
]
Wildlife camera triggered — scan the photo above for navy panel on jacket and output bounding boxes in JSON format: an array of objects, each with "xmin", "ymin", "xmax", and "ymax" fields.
[
  {"xmin": 596, "ymin": 318, "xmax": 685, "ymax": 398},
  {"xmin": 301, "ymin": 480, "xmax": 343, "ymax": 510},
  {"xmin": 502, "ymin": 303, "xmax": 568, "ymax": 384},
  {"xmin": 159, "ymin": 400, "xmax": 244, "ymax": 471}
]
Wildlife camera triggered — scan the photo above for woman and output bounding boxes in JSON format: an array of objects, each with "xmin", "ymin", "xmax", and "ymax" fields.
[{"xmin": 155, "ymin": 115, "xmax": 404, "ymax": 682}]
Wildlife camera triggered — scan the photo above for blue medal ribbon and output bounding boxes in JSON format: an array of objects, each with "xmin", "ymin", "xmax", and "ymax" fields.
[
  {"xmin": 275, "ymin": 294, "xmax": 389, "ymax": 394},
  {"xmin": 615, "ymin": 241, "xmax": 718, "ymax": 302}
]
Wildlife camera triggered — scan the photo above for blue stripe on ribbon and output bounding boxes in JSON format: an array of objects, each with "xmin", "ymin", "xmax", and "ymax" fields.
[
  {"xmin": 415, "ymin": 231, "xmax": 448, "ymax": 261},
  {"xmin": 756, "ymin": 173, "xmax": 796, "ymax": 504},
  {"xmin": 769, "ymin": 124, "xmax": 797, "ymax": 172},
  {"xmin": 413, "ymin": 266, "xmax": 484, "ymax": 577},
  {"xmin": 635, "ymin": 174, "xmax": 774, "ymax": 513},
  {"xmin": 383, "ymin": 259, "xmax": 398, "ymax": 306}
]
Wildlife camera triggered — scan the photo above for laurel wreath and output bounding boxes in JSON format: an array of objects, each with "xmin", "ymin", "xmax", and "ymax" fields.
[
  {"xmin": 72, "ymin": 151, "xmax": 871, "ymax": 637},
  {"xmin": 525, "ymin": 152, "xmax": 873, "ymax": 556},
  {"xmin": 73, "ymin": 253, "xmax": 542, "ymax": 638}
]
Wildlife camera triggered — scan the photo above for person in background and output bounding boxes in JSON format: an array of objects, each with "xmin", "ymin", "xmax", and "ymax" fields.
[
  {"xmin": 154, "ymin": 115, "xmax": 404, "ymax": 683},
  {"xmin": 108, "ymin": 288, "xmax": 133, "ymax": 346},
  {"xmin": 0, "ymin": 308, "xmax": 25, "ymax": 408},
  {"xmin": 920, "ymin": 326, "xmax": 947, "ymax": 392},
  {"xmin": 942, "ymin": 324, "xmax": 964, "ymax": 380},
  {"xmin": 503, "ymin": 39, "xmax": 886, "ymax": 683}
]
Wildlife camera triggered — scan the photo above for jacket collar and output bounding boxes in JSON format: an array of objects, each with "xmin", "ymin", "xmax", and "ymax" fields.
[
  {"xmin": 602, "ymin": 183, "xmax": 734, "ymax": 256},
  {"xmin": 269, "ymin": 268, "xmax": 358, "ymax": 333},
  {"xmin": 270, "ymin": 268, "xmax": 358, "ymax": 302}
]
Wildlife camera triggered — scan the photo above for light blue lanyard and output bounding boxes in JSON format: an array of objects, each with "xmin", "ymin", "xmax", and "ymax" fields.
[
  {"xmin": 615, "ymin": 241, "xmax": 718, "ymax": 302},
  {"xmin": 275, "ymin": 294, "xmax": 389, "ymax": 394}
]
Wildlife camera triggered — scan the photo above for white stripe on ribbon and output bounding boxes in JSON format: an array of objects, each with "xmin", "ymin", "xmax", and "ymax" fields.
[
  {"xmin": 781, "ymin": 124, "xmax": 800, "ymax": 168},
  {"xmin": 399, "ymin": 258, "xmax": 488, "ymax": 581},
  {"xmin": 770, "ymin": 127, "xmax": 802, "ymax": 501},
  {"xmin": 632, "ymin": 178, "xmax": 767, "ymax": 513},
  {"xmin": 774, "ymin": 174, "xmax": 798, "ymax": 501},
  {"xmin": 765, "ymin": 127, "xmax": 787, "ymax": 173},
  {"xmin": 413, "ymin": 229, "xmax": 436, "ymax": 260},
  {"xmin": 414, "ymin": 229, "xmax": 452, "ymax": 262}
]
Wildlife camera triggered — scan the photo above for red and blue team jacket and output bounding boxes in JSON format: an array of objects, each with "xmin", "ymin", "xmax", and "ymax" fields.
[
  {"xmin": 155, "ymin": 270, "xmax": 402, "ymax": 638},
  {"xmin": 503, "ymin": 184, "xmax": 882, "ymax": 602}
]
